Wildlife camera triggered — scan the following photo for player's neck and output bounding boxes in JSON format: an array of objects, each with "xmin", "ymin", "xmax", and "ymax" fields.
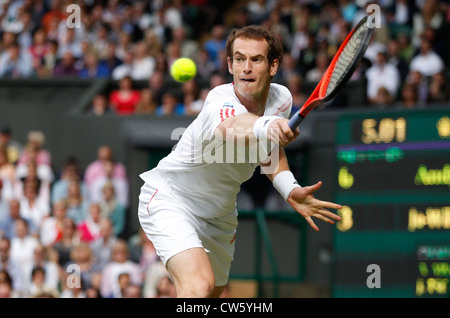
[{"xmin": 235, "ymin": 89, "xmax": 268, "ymax": 116}]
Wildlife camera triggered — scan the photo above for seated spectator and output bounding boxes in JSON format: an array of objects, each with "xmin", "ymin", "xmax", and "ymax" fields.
[
  {"xmin": 52, "ymin": 217, "xmax": 80, "ymax": 268},
  {"xmin": 19, "ymin": 178, "xmax": 50, "ymax": 231},
  {"xmin": 15, "ymin": 160, "xmax": 52, "ymax": 202},
  {"xmin": 87, "ymin": 94, "xmax": 114, "ymax": 116},
  {"xmin": 40, "ymin": 200, "xmax": 68, "ymax": 247},
  {"xmin": 0, "ymin": 237, "xmax": 25, "ymax": 293},
  {"xmin": 89, "ymin": 158, "xmax": 129, "ymax": 207},
  {"xmin": 97, "ymin": 181, "xmax": 126, "ymax": 236},
  {"xmin": 427, "ymin": 71, "xmax": 449, "ymax": 104},
  {"xmin": 0, "ymin": 199, "xmax": 37, "ymax": 239},
  {"xmin": 77, "ymin": 203, "xmax": 102, "ymax": 243},
  {"xmin": 111, "ymin": 49, "xmax": 134, "ymax": 80},
  {"xmin": 409, "ymin": 38, "xmax": 444, "ymax": 78},
  {"xmin": 90, "ymin": 218, "xmax": 118, "ymax": 269},
  {"xmin": 25, "ymin": 266, "xmax": 59, "ymax": 298},
  {"xmin": 78, "ymin": 52, "xmax": 111, "ymax": 78},
  {"xmin": 52, "ymin": 51, "xmax": 79, "ymax": 77},
  {"xmin": 373, "ymin": 86, "xmax": 394, "ymax": 109},
  {"xmin": 156, "ymin": 91, "xmax": 185, "ymax": 116},
  {"xmin": 65, "ymin": 180, "xmax": 89, "ymax": 225},
  {"xmin": 135, "ymin": 88, "xmax": 157, "ymax": 114},
  {"xmin": 0, "ymin": 270, "xmax": 14, "ymax": 298},
  {"xmin": 84, "ymin": 145, "xmax": 127, "ymax": 191},
  {"xmin": 130, "ymin": 41, "xmax": 156, "ymax": 80},
  {"xmin": 23, "ymin": 244, "xmax": 60, "ymax": 294},
  {"xmin": 397, "ymin": 82, "xmax": 419, "ymax": 109},
  {"xmin": 100, "ymin": 239, "xmax": 142, "ymax": 298},
  {"xmin": 66, "ymin": 242, "xmax": 101, "ymax": 291},
  {"xmin": 109, "ymin": 75, "xmax": 142, "ymax": 115},
  {"xmin": 0, "ymin": 42, "xmax": 33, "ymax": 78},
  {"xmin": 9, "ymin": 218, "xmax": 39, "ymax": 272},
  {"xmin": 0, "ymin": 125, "xmax": 22, "ymax": 165},
  {"xmin": 366, "ymin": 49, "xmax": 401, "ymax": 104},
  {"xmin": 0, "ymin": 147, "xmax": 16, "ymax": 188},
  {"xmin": 17, "ymin": 130, "xmax": 52, "ymax": 170},
  {"xmin": 51, "ymin": 156, "xmax": 88, "ymax": 204}
]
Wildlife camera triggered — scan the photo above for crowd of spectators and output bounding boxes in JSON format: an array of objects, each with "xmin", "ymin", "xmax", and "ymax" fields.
[
  {"xmin": 0, "ymin": 0, "xmax": 449, "ymax": 298},
  {"xmin": 0, "ymin": 125, "xmax": 183, "ymax": 298},
  {"xmin": 0, "ymin": 0, "xmax": 448, "ymax": 117}
]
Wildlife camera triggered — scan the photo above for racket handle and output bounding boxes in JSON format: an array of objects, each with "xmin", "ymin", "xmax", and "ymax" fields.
[{"xmin": 288, "ymin": 113, "xmax": 305, "ymax": 130}]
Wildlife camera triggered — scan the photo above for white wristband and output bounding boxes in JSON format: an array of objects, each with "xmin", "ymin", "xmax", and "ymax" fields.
[
  {"xmin": 273, "ymin": 171, "xmax": 301, "ymax": 201},
  {"xmin": 253, "ymin": 116, "xmax": 278, "ymax": 140}
]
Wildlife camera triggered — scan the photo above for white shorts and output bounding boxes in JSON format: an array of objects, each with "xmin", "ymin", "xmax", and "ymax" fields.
[{"xmin": 137, "ymin": 169, "xmax": 237, "ymax": 286}]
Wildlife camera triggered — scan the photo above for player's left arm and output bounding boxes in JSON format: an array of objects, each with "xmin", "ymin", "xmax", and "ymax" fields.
[{"xmin": 262, "ymin": 148, "xmax": 342, "ymax": 231}]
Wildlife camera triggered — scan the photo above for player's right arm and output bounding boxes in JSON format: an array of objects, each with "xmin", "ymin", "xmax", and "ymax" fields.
[{"xmin": 215, "ymin": 113, "xmax": 298, "ymax": 147}]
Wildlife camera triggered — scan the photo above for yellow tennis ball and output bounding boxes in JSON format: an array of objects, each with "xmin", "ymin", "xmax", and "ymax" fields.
[{"xmin": 170, "ymin": 58, "xmax": 197, "ymax": 82}]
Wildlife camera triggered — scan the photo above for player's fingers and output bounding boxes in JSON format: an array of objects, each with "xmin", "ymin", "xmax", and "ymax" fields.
[
  {"xmin": 303, "ymin": 181, "xmax": 323, "ymax": 194},
  {"xmin": 318, "ymin": 200, "xmax": 343, "ymax": 212},
  {"xmin": 313, "ymin": 212, "xmax": 335, "ymax": 225},
  {"xmin": 305, "ymin": 216, "xmax": 319, "ymax": 232}
]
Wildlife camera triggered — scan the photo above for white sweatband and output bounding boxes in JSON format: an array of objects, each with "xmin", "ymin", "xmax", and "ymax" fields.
[
  {"xmin": 273, "ymin": 171, "xmax": 301, "ymax": 201},
  {"xmin": 253, "ymin": 116, "xmax": 278, "ymax": 140}
]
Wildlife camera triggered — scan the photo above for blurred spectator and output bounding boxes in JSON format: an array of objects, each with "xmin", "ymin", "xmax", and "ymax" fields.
[
  {"xmin": 406, "ymin": 69, "xmax": 429, "ymax": 103},
  {"xmin": 373, "ymin": 86, "xmax": 394, "ymax": 109},
  {"xmin": 90, "ymin": 218, "xmax": 118, "ymax": 269},
  {"xmin": 386, "ymin": 38, "xmax": 410, "ymax": 82},
  {"xmin": 100, "ymin": 239, "xmax": 142, "ymax": 298},
  {"xmin": 171, "ymin": 27, "xmax": 199, "ymax": 61},
  {"xmin": 25, "ymin": 266, "xmax": 59, "ymax": 298},
  {"xmin": 19, "ymin": 178, "xmax": 50, "ymax": 231},
  {"xmin": 0, "ymin": 199, "xmax": 36, "ymax": 239},
  {"xmin": 111, "ymin": 49, "xmax": 133, "ymax": 80},
  {"xmin": 9, "ymin": 218, "xmax": 39, "ymax": 276},
  {"xmin": 397, "ymin": 82, "xmax": 419, "ymax": 109},
  {"xmin": 0, "ymin": 237, "xmax": 25, "ymax": 293},
  {"xmin": 52, "ymin": 50, "xmax": 78, "ymax": 77},
  {"xmin": 427, "ymin": 71, "xmax": 450, "ymax": 103},
  {"xmin": 0, "ymin": 41, "xmax": 33, "ymax": 78},
  {"xmin": 52, "ymin": 217, "xmax": 80, "ymax": 268},
  {"xmin": 90, "ymin": 158, "xmax": 128, "ymax": 208},
  {"xmin": 97, "ymin": 181, "xmax": 126, "ymax": 236},
  {"xmin": 286, "ymin": 74, "xmax": 307, "ymax": 114},
  {"xmin": 409, "ymin": 38, "xmax": 444, "ymax": 78},
  {"xmin": 87, "ymin": 94, "xmax": 113, "ymax": 116},
  {"xmin": 187, "ymin": 87, "xmax": 209, "ymax": 115},
  {"xmin": 0, "ymin": 125, "xmax": 22, "ymax": 165},
  {"xmin": 148, "ymin": 70, "xmax": 167, "ymax": 105},
  {"xmin": 77, "ymin": 203, "xmax": 102, "ymax": 243},
  {"xmin": 128, "ymin": 229, "xmax": 159, "ymax": 274},
  {"xmin": 305, "ymin": 50, "xmax": 329, "ymax": 82},
  {"xmin": 366, "ymin": 49, "xmax": 401, "ymax": 104},
  {"xmin": 156, "ymin": 90, "xmax": 185, "ymax": 116},
  {"xmin": 109, "ymin": 75, "xmax": 141, "ymax": 115},
  {"xmin": 411, "ymin": 0, "xmax": 444, "ymax": 48},
  {"xmin": 65, "ymin": 180, "xmax": 89, "ymax": 225},
  {"xmin": 135, "ymin": 88, "xmax": 157, "ymax": 114},
  {"xmin": 23, "ymin": 244, "xmax": 60, "ymax": 294},
  {"xmin": 0, "ymin": 269, "xmax": 13, "ymax": 298},
  {"xmin": 203, "ymin": 24, "xmax": 227, "ymax": 70},
  {"xmin": 39, "ymin": 200, "xmax": 68, "ymax": 247},
  {"xmin": 130, "ymin": 40, "xmax": 156, "ymax": 80},
  {"xmin": 0, "ymin": 147, "xmax": 16, "ymax": 188},
  {"xmin": 29, "ymin": 29, "xmax": 50, "ymax": 63},
  {"xmin": 84, "ymin": 145, "xmax": 127, "ymax": 191},
  {"xmin": 66, "ymin": 242, "xmax": 100, "ymax": 291},
  {"xmin": 78, "ymin": 52, "xmax": 110, "ymax": 78},
  {"xmin": 51, "ymin": 156, "xmax": 88, "ymax": 204},
  {"xmin": 57, "ymin": 27, "xmax": 83, "ymax": 59}
]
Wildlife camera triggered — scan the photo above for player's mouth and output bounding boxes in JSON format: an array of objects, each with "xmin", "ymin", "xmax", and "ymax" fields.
[{"xmin": 240, "ymin": 78, "xmax": 256, "ymax": 83}]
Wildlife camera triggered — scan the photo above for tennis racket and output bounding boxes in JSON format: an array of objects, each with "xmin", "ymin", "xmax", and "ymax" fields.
[{"xmin": 289, "ymin": 15, "xmax": 374, "ymax": 130}]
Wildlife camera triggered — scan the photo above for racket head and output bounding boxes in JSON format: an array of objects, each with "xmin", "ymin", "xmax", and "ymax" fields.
[{"xmin": 298, "ymin": 16, "xmax": 374, "ymax": 118}]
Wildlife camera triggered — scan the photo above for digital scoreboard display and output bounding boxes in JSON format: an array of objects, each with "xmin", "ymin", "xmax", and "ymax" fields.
[{"xmin": 332, "ymin": 108, "xmax": 450, "ymax": 298}]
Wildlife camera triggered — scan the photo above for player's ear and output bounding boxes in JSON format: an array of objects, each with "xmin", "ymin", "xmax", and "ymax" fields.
[
  {"xmin": 227, "ymin": 57, "xmax": 233, "ymax": 75},
  {"xmin": 269, "ymin": 59, "xmax": 279, "ymax": 77}
]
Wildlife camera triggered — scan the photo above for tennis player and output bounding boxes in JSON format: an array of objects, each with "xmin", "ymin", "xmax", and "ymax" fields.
[{"xmin": 138, "ymin": 25, "xmax": 342, "ymax": 298}]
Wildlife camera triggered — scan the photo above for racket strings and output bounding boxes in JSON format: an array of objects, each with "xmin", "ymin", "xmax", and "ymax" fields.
[{"xmin": 326, "ymin": 22, "xmax": 368, "ymax": 95}]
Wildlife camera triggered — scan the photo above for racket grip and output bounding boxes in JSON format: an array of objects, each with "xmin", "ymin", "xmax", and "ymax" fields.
[{"xmin": 288, "ymin": 113, "xmax": 305, "ymax": 130}]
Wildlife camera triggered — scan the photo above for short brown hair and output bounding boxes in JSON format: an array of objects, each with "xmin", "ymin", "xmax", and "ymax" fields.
[{"xmin": 226, "ymin": 25, "xmax": 284, "ymax": 66}]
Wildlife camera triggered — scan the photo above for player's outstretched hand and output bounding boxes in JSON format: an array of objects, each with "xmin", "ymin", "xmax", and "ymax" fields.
[{"xmin": 287, "ymin": 181, "xmax": 342, "ymax": 231}]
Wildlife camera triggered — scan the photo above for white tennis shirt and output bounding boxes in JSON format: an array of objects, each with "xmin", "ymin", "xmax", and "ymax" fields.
[{"xmin": 140, "ymin": 83, "xmax": 292, "ymax": 219}]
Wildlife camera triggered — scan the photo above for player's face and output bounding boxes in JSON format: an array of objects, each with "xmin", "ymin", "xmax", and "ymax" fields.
[{"xmin": 228, "ymin": 38, "xmax": 278, "ymax": 104}]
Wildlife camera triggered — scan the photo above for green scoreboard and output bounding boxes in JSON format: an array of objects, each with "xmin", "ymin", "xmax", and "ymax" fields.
[{"xmin": 332, "ymin": 108, "xmax": 450, "ymax": 297}]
